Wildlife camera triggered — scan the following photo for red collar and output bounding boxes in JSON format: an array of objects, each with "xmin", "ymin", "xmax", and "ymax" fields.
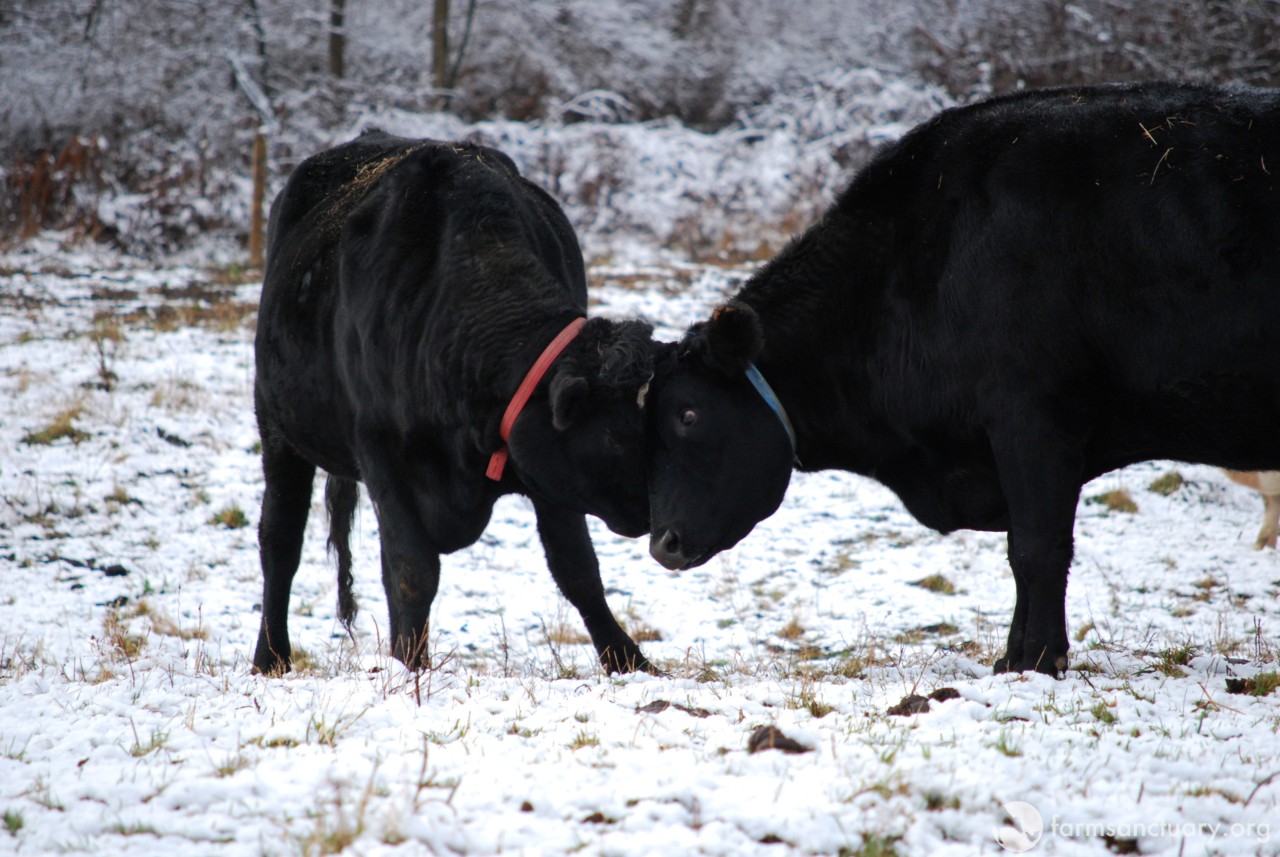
[{"xmin": 485, "ymin": 316, "xmax": 587, "ymax": 481}]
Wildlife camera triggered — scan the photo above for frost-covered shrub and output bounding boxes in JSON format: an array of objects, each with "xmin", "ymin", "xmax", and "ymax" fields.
[
  {"xmin": 350, "ymin": 69, "xmax": 952, "ymax": 260},
  {"xmin": 2, "ymin": 0, "xmax": 1277, "ymax": 255}
]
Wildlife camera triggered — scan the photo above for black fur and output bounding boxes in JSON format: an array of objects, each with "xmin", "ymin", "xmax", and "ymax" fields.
[
  {"xmin": 648, "ymin": 82, "xmax": 1280, "ymax": 676},
  {"xmin": 253, "ymin": 131, "xmax": 665, "ymax": 675}
]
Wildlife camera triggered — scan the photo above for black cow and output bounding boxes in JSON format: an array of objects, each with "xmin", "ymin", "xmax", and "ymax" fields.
[
  {"xmin": 647, "ymin": 82, "xmax": 1280, "ymax": 676},
  {"xmin": 253, "ymin": 131, "xmax": 662, "ymax": 675}
]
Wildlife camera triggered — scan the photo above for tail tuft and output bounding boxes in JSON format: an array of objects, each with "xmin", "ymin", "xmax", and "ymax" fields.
[{"xmin": 325, "ymin": 475, "xmax": 360, "ymax": 628}]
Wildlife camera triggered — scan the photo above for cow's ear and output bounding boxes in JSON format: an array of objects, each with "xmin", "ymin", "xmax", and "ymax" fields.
[
  {"xmin": 549, "ymin": 371, "xmax": 589, "ymax": 431},
  {"xmin": 703, "ymin": 301, "xmax": 763, "ymax": 375}
]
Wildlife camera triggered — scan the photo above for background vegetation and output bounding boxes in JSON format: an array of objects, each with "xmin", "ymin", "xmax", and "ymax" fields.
[{"xmin": 3, "ymin": 0, "xmax": 1279, "ymax": 257}]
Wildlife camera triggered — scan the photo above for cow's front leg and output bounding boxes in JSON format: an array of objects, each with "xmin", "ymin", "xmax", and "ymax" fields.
[
  {"xmin": 989, "ymin": 424, "xmax": 1082, "ymax": 677},
  {"xmin": 378, "ymin": 547, "xmax": 440, "ymax": 669},
  {"xmin": 994, "ymin": 529, "xmax": 1071, "ymax": 675},
  {"xmin": 992, "ymin": 548, "xmax": 1030, "ymax": 672},
  {"xmin": 532, "ymin": 498, "xmax": 654, "ymax": 674},
  {"xmin": 361, "ymin": 459, "xmax": 442, "ymax": 671}
]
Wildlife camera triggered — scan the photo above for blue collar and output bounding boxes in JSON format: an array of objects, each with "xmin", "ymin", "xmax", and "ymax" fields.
[{"xmin": 744, "ymin": 362, "xmax": 798, "ymax": 462}]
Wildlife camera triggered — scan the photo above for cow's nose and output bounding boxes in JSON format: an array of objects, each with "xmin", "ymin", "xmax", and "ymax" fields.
[{"xmin": 649, "ymin": 528, "xmax": 688, "ymax": 570}]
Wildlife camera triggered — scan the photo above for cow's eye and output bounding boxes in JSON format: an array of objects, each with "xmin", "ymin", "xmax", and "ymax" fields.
[{"xmin": 679, "ymin": 409, "xmax": 697, "ymax": 427}]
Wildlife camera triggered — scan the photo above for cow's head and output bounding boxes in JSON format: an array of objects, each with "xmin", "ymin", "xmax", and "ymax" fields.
[
  {"xmin": 507, "ymin": 317, "xmax": 668, "ymax": 538},
  {"xmin": 647, "ymin": 302, "xmax": 795, "ymax": 570}
]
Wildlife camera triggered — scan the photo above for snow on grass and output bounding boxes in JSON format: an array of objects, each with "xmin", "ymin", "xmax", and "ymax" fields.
[{"xmin": 1, "ymin": 255, "xmax": 1279, "ymax": 856}]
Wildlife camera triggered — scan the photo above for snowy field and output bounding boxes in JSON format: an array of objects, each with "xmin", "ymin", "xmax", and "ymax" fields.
[{"xmin": 2, "ymin": 245, "xmax": 1279, "ymax": 856}]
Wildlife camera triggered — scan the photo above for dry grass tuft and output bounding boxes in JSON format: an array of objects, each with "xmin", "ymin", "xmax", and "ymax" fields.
[
  {"xmin": 776, "ymin": 618, "xmax": 806, "ymax": 641},
  {"xmin": 209, "ymin": 504, "xmax": 250, "ymax": 529},
  {"xmin": 22, "ymin": 404, "xmax": 88, "ymax": 445},
  {"xmin": 1089, "ymin": 490, "xmax": 1139, "ymax": 514},
  {"xmin": 911, "ymin": 573, "xmax": 956, "ymax": 595},
  {"xmin": 1148, "ymin": 471, "xmax": 1185, "ymax": 496}
]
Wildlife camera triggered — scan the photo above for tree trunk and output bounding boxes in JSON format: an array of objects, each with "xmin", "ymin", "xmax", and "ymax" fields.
[
  {"xmin": 248, "ymin": 133, "xmax": 267, "ymax": 268},
  {"xmin": 446, "ymin": 0, "xmax": 478, "ymax": 90},
  {"xmin": 329, "ymin": 0, "xmax": 346, "ymax": 79},
  {"xmin": 244, "ymin": 0, "xmax": 273, "ymax": 99},
  {"xmin": 432, "ymin": 0, "xmax": 449, "ymax": 91}
]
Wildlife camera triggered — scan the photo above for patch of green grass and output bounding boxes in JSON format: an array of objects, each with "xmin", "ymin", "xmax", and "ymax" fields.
[
  {"xmin": 1153, "ymin": 642, "xmax": 1195, "ymax": 678},
  {"xmin": 507, "ymin": 723, "xmax": 542, "ymax": 739},
  {"xmin": 26, "ymin": 776, "xmax": 63, "ymax": 811},
  {"xmin": 1250, "ymin": 672, "xmax": 1280, "ymax": 696},
  {"xmin": 1090, "ymin": 701, "xmax": 1118, "ymax": 724},
  {"xmin": 788, "ymin": 679, "xmax": 836, "ymax": 718},
  {"xmin": 806, "ymin": 697, "xmax": 836, "ymax": 718},
  {"xmin": 308, "ymin": 708, "xmax": 369, "ymax": 746},
  {"xmin": 4, "ymin": 809, "xmax": 22, "ymax": 837},
  {"xmin": 994, "ymin": 730, "xmax": 1022, "ymax": 757},
  {"xmin": 1226, "ymin": 671, "xmax": 1280, "ymax": 697},
  {"xmin": 214, "ymin": 751, "xmax": 252, "ymax": 778},
  {"xmin": 128, "ymin": 727, "xmax": 169, "ymax": 758}
]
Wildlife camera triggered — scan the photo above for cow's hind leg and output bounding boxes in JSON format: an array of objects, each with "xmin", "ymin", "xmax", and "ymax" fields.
[
  {"xmin": 253, "ymin": 432, "xmax": 316, "ymax": 674},
  {"xmin": 989, "ymin": 424, "xmax": 1082, "ymax": 677},
  {"xmin": 532, "ymin": 498, "xmax": 653, "ymax": 674}
]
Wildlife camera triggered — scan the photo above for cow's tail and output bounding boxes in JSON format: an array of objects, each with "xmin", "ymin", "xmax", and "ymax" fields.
[{"xmin": 325, "ymin": 475, "xmax": 359, "ymax": 629}]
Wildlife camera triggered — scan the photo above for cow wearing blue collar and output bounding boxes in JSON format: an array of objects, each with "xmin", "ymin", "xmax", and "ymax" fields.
[{"xmin": 647, "ymin": 82, "xmax": 1280, "ymax": 675}]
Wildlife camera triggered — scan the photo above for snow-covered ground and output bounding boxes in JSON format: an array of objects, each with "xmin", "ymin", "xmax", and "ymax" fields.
[{"xmin": 2, "ymin": 245, "xmax": 1278, "ymax": 856}]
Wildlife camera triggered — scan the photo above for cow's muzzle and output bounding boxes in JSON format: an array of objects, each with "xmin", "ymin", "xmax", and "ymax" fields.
[{"xmin": 649, "ymin": 527, "xmax": 700, "ymax": 570}]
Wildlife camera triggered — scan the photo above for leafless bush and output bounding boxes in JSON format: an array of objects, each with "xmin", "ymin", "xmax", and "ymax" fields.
[
  {"xmin": 3, "ymin": 0, "xmax": 1279, "ymax": 253},
  {"xmin": 0, "ymin": 136, "xmax": 106, "ymax": 245},
  {"xmin": 907, "ymin": 0, "xmax": 1280, "ymax": 99}
]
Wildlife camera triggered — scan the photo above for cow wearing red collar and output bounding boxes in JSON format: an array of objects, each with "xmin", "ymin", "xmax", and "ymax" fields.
[
  {"xmin": 253, "ymin": 131, "xmax": 664, "ymax": 675},
  {"xmin": 647, "ymin": 82, "xmax": 1280, "ymax": 676}
]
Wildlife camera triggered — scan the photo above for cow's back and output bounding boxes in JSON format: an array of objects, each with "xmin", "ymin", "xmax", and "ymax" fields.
[
  {"xmin": 256, "ymin": 132, "xmax": 428, "ymax": 476},
  {"xmin": 255, "ymin": 132, "xmax": 588, "ymax": 480},
  {"xmin": 798, "ymin": 82, "xmax": 1280, "ymax": 475},
  {"xmin": 329, "ymin": 140, "xmax": 588, "ymax": 441}
]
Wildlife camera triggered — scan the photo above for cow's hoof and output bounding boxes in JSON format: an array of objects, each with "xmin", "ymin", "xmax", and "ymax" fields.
[
  {"xmin": 599, "ymin": 647, "xmax": 660, "ymax": 676},
  {"xmin": 252, "ymin": 642, "xmax": 292, "ymax": 677},
  {"xmin": 992, "ymin": 651, "xmax": 1067, "ymax": 677},
  {"xmin": 251, "ymin": 657, "xmax": 291, "ymax": 677}
]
